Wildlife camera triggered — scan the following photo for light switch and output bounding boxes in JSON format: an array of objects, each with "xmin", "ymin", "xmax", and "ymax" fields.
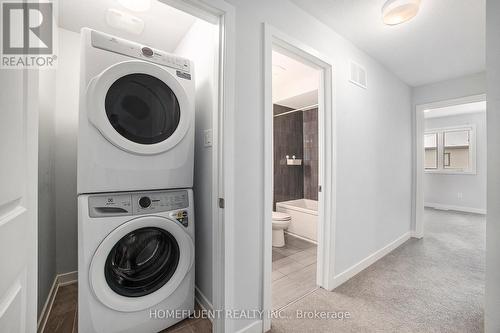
[{"xmin": 204, "ymin": 129, "xmax": 213, "ymax": 147}]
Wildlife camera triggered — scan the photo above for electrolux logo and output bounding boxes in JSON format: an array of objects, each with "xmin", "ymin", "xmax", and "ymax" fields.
[{"xmin": 1, "ymin": 0, "xmax": 57, "ymax": 68}]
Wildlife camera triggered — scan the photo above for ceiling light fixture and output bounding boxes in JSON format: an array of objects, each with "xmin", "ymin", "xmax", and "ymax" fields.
[
  {"xmin": 382, "ymin": 0, "xmax": 420, "ymax": 25},
  {"xmin": 117, "ymin": 0, "xmax": 151, "ymax": 12},
  {"xmin": 106, "ymin": 8, "xmax": 145, "ymax": 35}
]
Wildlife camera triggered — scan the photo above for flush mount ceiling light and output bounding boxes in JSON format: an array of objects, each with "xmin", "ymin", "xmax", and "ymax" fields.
[
  {"xmin": 117, "ymin": 0, "xmax": 151, "ymax": 12},
  {"xmin": 382, "ymin": 0, "xmax": 421, "ymax": 25}
]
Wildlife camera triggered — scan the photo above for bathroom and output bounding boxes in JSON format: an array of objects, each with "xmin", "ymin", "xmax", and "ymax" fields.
[{"xmin": 271, "ymin": 48, "xmax": 320, "ymax": 309}]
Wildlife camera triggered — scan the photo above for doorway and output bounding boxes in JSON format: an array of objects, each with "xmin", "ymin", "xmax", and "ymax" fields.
[
  {"xmin": 263, "ymin": 25, "xmax": 336, "ymax": 332},
  {"xmin": 414, "ymin": 94, "xmax": 487, "ymax": 236},
  {"xmin": 271, "ymin": 47, "xmax": 320, "ymax": 311}
]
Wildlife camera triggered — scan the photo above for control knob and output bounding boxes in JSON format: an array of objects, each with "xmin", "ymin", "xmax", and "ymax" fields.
[{"xmin": 139, "ymin": 196, "xmax": 151, "ymax": 208}]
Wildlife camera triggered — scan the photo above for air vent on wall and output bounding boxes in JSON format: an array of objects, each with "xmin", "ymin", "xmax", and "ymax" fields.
[{"xmin": 349, "ymin": 60, "xmax": 367, "ymax": 89}]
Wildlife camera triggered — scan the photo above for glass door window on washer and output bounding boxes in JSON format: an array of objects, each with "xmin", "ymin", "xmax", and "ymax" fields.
[
  {"xmin": 105, "ymin": 73, "xmax": 181, "ymax": 145},
  {"xmin": 105, "ymin": 227, "xmax": 180, "ymax": 297}
]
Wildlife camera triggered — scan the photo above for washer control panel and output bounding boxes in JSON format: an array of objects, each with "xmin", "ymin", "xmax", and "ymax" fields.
[
  {"xmin": 91, "ymin": 30, "xmax": 191, "ymax": 73},
  {"xmin": 132, "ymin": 191, "xmax": 188, "ymax": 214},
  {"xmin": 88, "ymin": 190, "xmax": 189, "ymax": 218}
]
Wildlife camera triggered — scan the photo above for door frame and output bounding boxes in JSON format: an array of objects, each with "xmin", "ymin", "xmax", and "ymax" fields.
[
  {"xmin": 413, "ymin": 93, "xmax": 486, "ymax": 237},
  {"xmin": 263, "ymin": 24, "xmax": 336, "ymax": 332},
  {"xmin": 158, "ymin": 1, "xmax": 235, "ymax": 332}
]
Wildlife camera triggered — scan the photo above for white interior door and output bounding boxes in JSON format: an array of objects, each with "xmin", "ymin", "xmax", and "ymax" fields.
[{"xmin": 0, "ymin": 67, "xmax": 39, "ymax": 332}]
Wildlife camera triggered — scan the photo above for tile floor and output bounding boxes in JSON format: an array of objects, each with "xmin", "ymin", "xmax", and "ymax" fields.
[
  {"xmin": 272, "ymin": 233, "xmax": 318, "ymax": 310},
  {"xmin": 43, "ymin": 284, "xmax": 212, "ymax": 333}
]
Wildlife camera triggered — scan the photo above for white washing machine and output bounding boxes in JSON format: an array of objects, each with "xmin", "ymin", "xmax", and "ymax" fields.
[
  {"xmin": 78, "ymin": 189, "xmax": 195, "ymax": 333},
  {"xmin": 78, "ymin": 28, "xmax": 195, "ymax": 194}
]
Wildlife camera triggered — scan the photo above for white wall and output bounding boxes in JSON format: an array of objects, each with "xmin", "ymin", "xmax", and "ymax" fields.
[
  {"xmin": 486, "ymin": 0, "xmax": 500, "ymax": 331},
  {"xmin": 54, "ymin": 28, "xmax": 81, "ymax": 273},
  {"xmin": 413, "ymin": 72, "xmax": 486, "ymax": 106},
  {"xmin": 202, "ymin": 0, "xmax": 413, "ymax": 330},
  {"xmin": 38, "ymin": 68, "xmax": 57, "ymax": 315},
  {"xmin": 424, "ymin": 113, "xmax": 487, "ymax": 214},
  {"xmin": 174, "ymin": 19, "xmax": 219, "ymax": 305}
]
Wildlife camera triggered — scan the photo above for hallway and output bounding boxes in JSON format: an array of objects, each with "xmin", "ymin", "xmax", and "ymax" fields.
[{"xmin": 271, "ymin": 208, "xmax": 485, "ymax": 333}]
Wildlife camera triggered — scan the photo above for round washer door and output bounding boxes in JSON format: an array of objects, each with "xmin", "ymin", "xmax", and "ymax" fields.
[
  {"xmin": 90, "ymin": 215, "xmax": 194, "ymax": 312},
  {"xmin": 87, "ymin": 60, "xmax": 192, "ymax": 155}
]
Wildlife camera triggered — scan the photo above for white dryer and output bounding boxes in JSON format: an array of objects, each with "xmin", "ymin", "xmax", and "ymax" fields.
[
  {"xmin": 78, "ymin": 189, "xmax": 195, "ymax": 333},
  {"xmin": 78, "ymin": 28, "xmax": 195, "ymax": 194}
]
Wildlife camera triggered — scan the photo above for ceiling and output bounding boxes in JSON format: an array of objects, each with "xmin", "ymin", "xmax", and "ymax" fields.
[
  {"xmin": 277, "ymin": 90, "xmax": 318, "ymax": 110},
  {"xmin": 59, "ymin": 0, "xmax": 197, "ymax": 52},
  {"xmin": 272, "ymin": 50, "xmax": 319, "ymax": 108},
  {"xmin": 424, "ymin": 101, "xmax": 486, "ymax": 118},
  {"xmin": 291, "ymin": 0, "xmax": 486, "ymax": 87}
]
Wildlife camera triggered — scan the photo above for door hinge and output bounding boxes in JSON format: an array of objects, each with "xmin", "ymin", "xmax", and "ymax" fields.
[
  {"xmin": 318, "ymin": 185, "xmax": 322, "ymax": 193},
  {"xmin": 218, "ymin": 198, "xmax": 225, "ymax": 209}
]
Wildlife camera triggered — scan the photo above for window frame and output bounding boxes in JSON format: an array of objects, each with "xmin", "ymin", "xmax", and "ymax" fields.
[
  {"xmin": 424, "ymin": 132, "xmax": 438, "ymax": 170},
  {"xmin": 424, "ymin": 125, "xmax": 477, "ymax": 175}
]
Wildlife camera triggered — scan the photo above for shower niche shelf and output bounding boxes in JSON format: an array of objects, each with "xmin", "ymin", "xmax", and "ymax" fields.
[{"xmin": 286, "ymin": 155, "xmax": 302, "ymax": 166}]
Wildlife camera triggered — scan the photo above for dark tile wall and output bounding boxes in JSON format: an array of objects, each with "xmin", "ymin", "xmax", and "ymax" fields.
[
  {"xmin": 303, "ymin": 108, "xmax": 318, "ymax": 200},
  {"xmin": 273, "ymin": 105, "xmax": 304, "ymax": 207},
  {"xmin": 273, "ymin": 104, "xmax": 318, "ymax": 207}
]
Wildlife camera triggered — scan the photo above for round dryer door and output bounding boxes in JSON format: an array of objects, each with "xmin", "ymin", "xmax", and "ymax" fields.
[
  {"xmin": 87, "ymin": 60, "xmax": 193, "ymax": 155},
  {"xmin": 89, "ymin": 215, "xmax": 194, "ymax": 312}
]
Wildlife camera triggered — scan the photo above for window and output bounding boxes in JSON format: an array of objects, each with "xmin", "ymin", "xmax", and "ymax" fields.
[
  {"xmin": 424, "ymin": 133, "xmax": 438, "ymax": 169},
  {"xmin": 443, "ymin": 129, "xmax": 470, "ymax": 170},
  {"xmin": 424, "ymin": 126, "xmax": 476, "ymax": 174}
]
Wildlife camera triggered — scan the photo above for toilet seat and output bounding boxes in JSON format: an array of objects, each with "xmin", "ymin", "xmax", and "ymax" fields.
[{"xmin": 272, "ymin": 212, "xmax": 291, "ymax": 221}]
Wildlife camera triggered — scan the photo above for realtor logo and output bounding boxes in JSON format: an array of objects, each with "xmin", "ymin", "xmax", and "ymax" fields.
[{"xmin": 1, "ymin": 1, "xmax": 56, "ymax": 68}]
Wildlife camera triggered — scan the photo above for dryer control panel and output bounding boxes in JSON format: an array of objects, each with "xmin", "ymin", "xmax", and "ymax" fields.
[
  {"xmin": 88, "ymin": 190, "xmax": 189, "ymax": 218},
  {"xmin": 91, "ymin": 30, "xmax": 191, "ymax": 73}
]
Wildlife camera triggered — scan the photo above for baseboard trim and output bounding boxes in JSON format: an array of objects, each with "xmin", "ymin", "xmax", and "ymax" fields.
[
  {"xmin": 57, "ymin": 271, "xmax": 78, "ymax": 286},
  {"xmin": 332, "ymin": 232, "xmax": 411, "ymax": 289},
  {"xmin": 424, "ymin": 202, "xmax": 486, "ymax": 215},
  {"xmin": 37, "ymin": 276, "xmax": 58, "ymax": 332},
  {"xmin": 235, "ymin": 320, "xmax": 262, "ymax": 333},
  {"xmin": 284, "ymin": 231, "xmax": 317, "ymax": 245},
  {"xmin": 410, "ymin": 231, "xmax": 423, "ymax": 239},
  {"xmin": 194, "ymin": 286, "xmax": 213, "ymax": 323},
  {"xmin": 37, "ymin": 271, "xmax": 78, "ymax": 333}
]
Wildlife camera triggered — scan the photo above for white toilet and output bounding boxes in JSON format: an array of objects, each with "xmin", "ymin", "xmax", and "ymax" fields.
[{"xmin": 272, "ymin": 212, "xmax": 292, "ymax": 247}]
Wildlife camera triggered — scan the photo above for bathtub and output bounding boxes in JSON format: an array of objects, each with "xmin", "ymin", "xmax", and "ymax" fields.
[{"xmin": 276, "ymin": 199, "xmax": 318, "ymax": 243}]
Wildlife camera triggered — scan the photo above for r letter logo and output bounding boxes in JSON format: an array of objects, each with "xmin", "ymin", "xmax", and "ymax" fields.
[{"xmin": 1, "ymin": 1, "xmax": 56, "ymax": 68}]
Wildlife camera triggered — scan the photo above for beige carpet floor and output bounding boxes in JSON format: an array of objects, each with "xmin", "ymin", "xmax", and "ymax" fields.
[{"xmin": 270, "ymin": 208, "xmax": 485, "ymax": 333}]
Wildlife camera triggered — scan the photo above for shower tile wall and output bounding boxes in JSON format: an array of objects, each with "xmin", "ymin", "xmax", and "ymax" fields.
[
  {"xmin": 303, "ymin": 108, "xmax": 318, "ymax": 200},
  {"xmin": 274, "ymin": 104, "xmax": 304, "ymax": 208}
]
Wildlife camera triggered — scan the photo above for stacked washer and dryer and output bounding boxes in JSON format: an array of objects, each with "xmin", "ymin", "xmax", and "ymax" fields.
[{"xmin": 77, "ymin": 29, "xmax": 196, "ymax": 333}]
